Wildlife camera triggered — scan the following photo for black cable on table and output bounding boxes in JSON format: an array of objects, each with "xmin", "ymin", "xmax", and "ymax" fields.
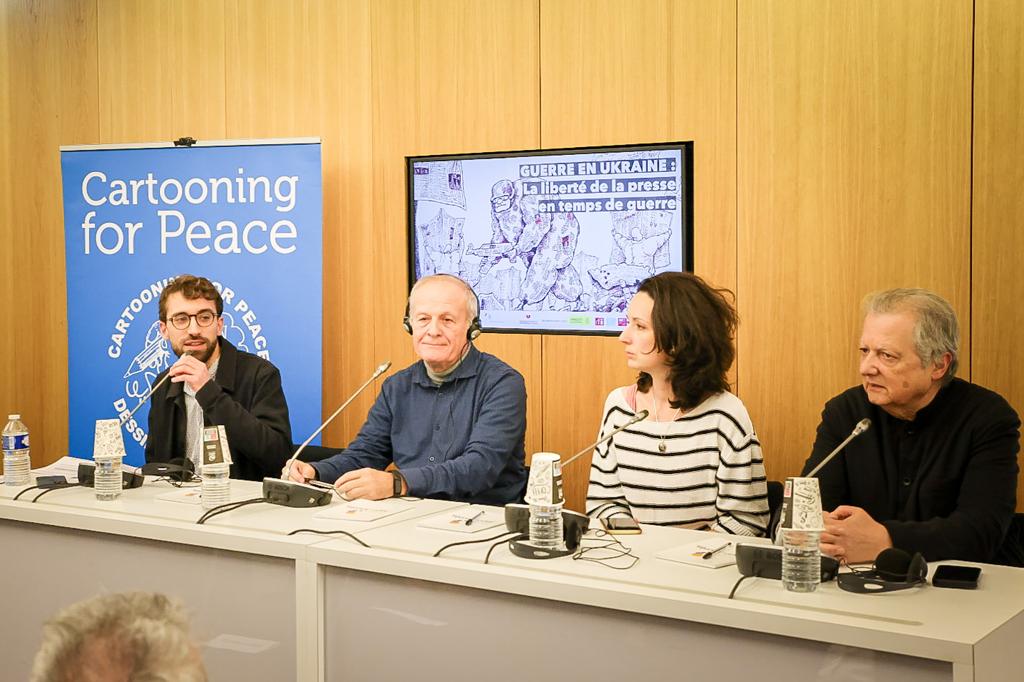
[
  {"xmin": 196, "ymin": 497, "xmax": 265, "ymax": 525},
  {"xmin": 433, "ymin": 530, "xmax": 520, "ymax": 558},
  {"xmin": 287, "ymin": 528, "xmax": 371, "ymax": 548}
]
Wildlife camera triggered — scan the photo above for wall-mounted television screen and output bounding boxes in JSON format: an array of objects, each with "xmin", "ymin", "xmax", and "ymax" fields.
[{"xmin": 406, "ymin": 141, "xmax": 693, "ymax": 335}]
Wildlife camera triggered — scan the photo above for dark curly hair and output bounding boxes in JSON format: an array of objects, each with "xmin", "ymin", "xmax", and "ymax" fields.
[
  {"xmin": 635, "ymin": 272, "xmax": 737, "ymax": 410},
  {"xmin": 158, "ymin": 274, "xmax": 224, "ymax": 321}
]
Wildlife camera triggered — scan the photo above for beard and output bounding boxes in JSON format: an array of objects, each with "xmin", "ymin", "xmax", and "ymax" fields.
[{"xmin": 171, "ymin": 335, "xmax": 217, "ymax": 364}]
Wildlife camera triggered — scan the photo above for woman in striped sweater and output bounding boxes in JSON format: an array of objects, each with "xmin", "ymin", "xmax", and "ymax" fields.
[{"xmin": 587, "ymin": 272, "xmax": 769, "ymax": 536}]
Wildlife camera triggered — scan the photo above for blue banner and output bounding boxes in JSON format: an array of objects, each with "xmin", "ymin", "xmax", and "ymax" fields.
[{"xmin": 61, "ymin": 140, "xmax": 322, "ymax": 466}]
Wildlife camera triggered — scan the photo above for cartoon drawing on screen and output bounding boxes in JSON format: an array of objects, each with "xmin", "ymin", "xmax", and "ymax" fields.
[
  {"xmin": 412, "ymin": 160, "xmax": 466, "ymax": 210},
  {"xmin": 465, "ymin": 180, "xmax": 583, "ymax": 310},
  {"xmin": 412, "ymin": 149, "xmax": 683, "ymax": 323},
  {"xmin": 418, "ymin": 207, "xmax": 465, "ymax": 276},
  {"xmin": 609, "ymin": 210, "xmax": 673, "ymax": 270}
]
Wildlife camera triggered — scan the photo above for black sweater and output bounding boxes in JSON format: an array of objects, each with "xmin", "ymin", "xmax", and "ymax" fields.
[{"xmin": 802, "ymin": 378, "xmax": 1020, "ymax": 562}]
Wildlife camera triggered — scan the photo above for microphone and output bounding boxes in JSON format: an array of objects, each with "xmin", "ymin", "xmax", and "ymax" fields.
[
  {"xmin": 804, "ymin": 418, "xmax": 871, "ymax": 478},
  {"xmin": 561, "ymin": 409, "xmax": 650, "ymax": 468},
  {"xmin": 284, "ymin": 361, "xmax": 391, "ymax": 476},
  {"xmin": 503, "ymin": 410, "xmax": 650, "ymax": 560},
  {"xmin": 264, "ymin": 361, "xmax": 391, "ymax": 508},
  {"xmin": 119, "ymin": 350, "xmax": 193, "ymax": 426}
]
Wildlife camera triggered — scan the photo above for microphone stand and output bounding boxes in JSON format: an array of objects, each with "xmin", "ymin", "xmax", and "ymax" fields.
[
  {"xmin": 119, "ymin": 350, "xmax": 193, "ymax": 426},
  {"xmin": 561, "ymin": 409, "xmax": 650, "ymax": 468},
  {"xmin": 264, "ymin": 361, "xmax": 391, "ymax": 508}
]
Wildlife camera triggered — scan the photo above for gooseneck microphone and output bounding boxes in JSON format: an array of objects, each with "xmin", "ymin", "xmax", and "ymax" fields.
[
  {"xmin": 264, "ymin": 361, "xmax": 391, "ymax": 508},
  {"xmin": 285, "ymin": 361, "xmax": 392, "ymax": 476},
  {"xmin": 119, "ymin": 350, "xmax": 193, "ymax": 425},
  {"xmin": 561, "ymin": 409, "xmax": 650, "ymax": 468},
  {"xmin": 804, "ymin": 418, "xmax": 871, "ymax": 478}
]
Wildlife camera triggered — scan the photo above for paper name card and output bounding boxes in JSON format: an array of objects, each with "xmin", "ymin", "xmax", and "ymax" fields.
[
  {"xmin": 417, "ymin": 506, "xmax": 504, "ymax": 534},
  {"xmin": 656, "ymin": 539, "xmax": 736, "ymax": 569},
  {"xmin": 202, "ymin": 425, "xmax": 233, "ymax": 465},
  {"xmin": 313, "ymin": 498, "xmax": 409, "ymax": 522}
]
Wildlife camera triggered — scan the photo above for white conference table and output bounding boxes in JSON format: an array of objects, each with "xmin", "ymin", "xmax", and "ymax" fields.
[
  {"xmin": 312, "ymin": 508, "xmax": 1024, "ymax": 682},
  {"xmin": 2, "ymin": 475, "xmax": 1023, "ymax": 682},
  {"xmin": 0, "ymin": 476, "xmax": 460, "ymax": 682}
]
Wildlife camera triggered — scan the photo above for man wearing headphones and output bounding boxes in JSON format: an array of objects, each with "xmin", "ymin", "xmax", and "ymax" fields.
[{"xmin": 287, "ymin": 274, "xmax": 528, "ymax": 504}]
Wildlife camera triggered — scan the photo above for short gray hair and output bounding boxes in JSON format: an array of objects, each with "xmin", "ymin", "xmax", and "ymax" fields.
[
  {"xmin": 409, "ymin": 273, "xmax": 479, "ymax": 321},
  {"xmin": 31, "ymin": 592, "xmax": 207, "ymax": 682},
  {"xmin": 863, "ymin": 288, "xmax": 959, "ymax": 383}
]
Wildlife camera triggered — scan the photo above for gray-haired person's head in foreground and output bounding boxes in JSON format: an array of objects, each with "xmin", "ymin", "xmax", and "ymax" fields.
[{"xmin": 31, "ymin": 591, "xmax": 207, "ymax": 682}]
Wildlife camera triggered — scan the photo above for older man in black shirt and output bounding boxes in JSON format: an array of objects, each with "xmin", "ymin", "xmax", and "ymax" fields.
[{"xmin": 802, "ymin": 289, "xmax": 1019, "ymax": 563}]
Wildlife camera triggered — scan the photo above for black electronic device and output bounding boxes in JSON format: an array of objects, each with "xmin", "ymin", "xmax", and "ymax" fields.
[
  {"xmin": 931, "ymin": 564, "xmax": 981, "ymax": 590},
  {"xmin": 262, "ymin": 478, "xmax": 332, "ymax": 508},
  {"xmin": 735, "ymin": 544, "xmax": 840, "ymax": 582},
  {"xmin": 503, "ymin": 503, "xmax": 590, "ymax": 558},
  {"xmin": 836, "ymin": 548, "xmax": 928, "ymax": 594},
  {"xmin": 76, "ymin": 462, "xmax": 144, "ymax": 489},
  {"xmin": 601, "ymin": 516, "xmax": 642, "ymax": 535},
  {"xmin": 35, "ymin": 475, "xmax": 68, "ymax": 488},
  {"xmin": 140, "ymin": 459, "xmax": 197, "ymax": 482}
]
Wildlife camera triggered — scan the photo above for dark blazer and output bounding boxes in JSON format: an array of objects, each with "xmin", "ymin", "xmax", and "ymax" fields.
[
  {"xmin": 802, "ymin": 378, "xmax": 1020, "ymax": 562},
  {"xmin": 145, "ymin": 337, "xmax": 293, "ymax": 480}
]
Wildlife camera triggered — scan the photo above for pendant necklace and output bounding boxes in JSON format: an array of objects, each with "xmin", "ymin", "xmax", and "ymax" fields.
[{"xmin": 652, "ymin": 384, "xmax": 683, "ymax": 453}]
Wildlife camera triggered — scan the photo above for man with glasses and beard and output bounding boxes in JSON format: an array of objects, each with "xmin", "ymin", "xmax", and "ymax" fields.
[{"xmin": 146, "ymin": 274, "xmax": 293, "ymax": 480}]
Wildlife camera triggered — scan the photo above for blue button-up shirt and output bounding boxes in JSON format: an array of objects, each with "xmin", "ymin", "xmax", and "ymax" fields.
[{"xmin": 312, "ymin": 346, "xmax": 528, "ymax": 504}]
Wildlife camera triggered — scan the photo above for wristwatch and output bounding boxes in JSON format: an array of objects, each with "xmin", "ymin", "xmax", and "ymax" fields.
[{"xmin": 391, "ymin": 470, "xmax": 405, "ymax": 498}]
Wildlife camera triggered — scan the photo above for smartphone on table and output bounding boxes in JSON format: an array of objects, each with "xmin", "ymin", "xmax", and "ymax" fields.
[
  {"xmin": 932, "ymin": 564, "xmax": 981, "ymax": 589},
  {"xmin": 601, "ymin": 516, "xmax": 642, "ymax": 535}
]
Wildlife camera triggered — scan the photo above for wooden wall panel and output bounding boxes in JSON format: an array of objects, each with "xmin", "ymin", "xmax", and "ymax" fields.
[
  {"xmin": 97, "ymin": 0, "xmax": 226, "ymax": 143},
  {"xmin": 539, "ymin": 0, "xmax": 737, "ymax": 511},
  {"xmin": 972, "ymin": 0, "xmax": 1024, "ymax": 511},
  {"xmin": 0, "ymin": 0, "xmax": 98, "ymax": 465},
  {"xmin": 224, "ymin": 1, "xmax": 374, "ymax": 445},
  {"xmin": 369, "ymin": 0, "xmax": 543, "ymax": 454},
  {"xmin": 737, "ymin": 0, "xmax": 973, "ymax": 485},
  {"xmin": 4, "ymin": 0, "xmax": 1021, "ymax": 514}
]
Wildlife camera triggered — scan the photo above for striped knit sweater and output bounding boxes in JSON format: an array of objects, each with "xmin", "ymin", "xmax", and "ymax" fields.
[{"xmin": 587, "ymin": 387, "xmax": 769, "ymax": 536}]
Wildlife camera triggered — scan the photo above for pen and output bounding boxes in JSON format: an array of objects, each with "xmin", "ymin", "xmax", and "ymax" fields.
[
  {"xmin": 464, "ymin": 510, "xmax": 485, "ymax": 526},
  {"xmin": 702, "ymin": 542, "xmax": 730, "ymax": 560}
]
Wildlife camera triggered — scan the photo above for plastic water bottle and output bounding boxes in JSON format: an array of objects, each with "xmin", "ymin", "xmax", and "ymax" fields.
[
  {"xmin": 201, "ymin": 463, "xmax": 231, "ymax": 510},
  {"xmin": 782, "ymin": 529, "xmax": 821, "ymax": 592},
  {"xmin": 529, "ymin": 502, "xmax": 564, "ymax": 549},
  {"xmin": 2, "ymin": 414, "xmax": 31, "ymax": 486},
  {"xmin": 93, "ymin": 457, "xmax": 123, "ymax": 501}
]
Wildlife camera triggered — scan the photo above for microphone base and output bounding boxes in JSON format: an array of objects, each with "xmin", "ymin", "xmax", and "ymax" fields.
[
  {"xmin": 509, "ymin": 538, "xmax": 573, "ymax": 560},
  {"xmin": 262, "ymin": 477, "xmax": 333, "ymax": 508},
  {"xmin": 735, "ymin": 544, "xmax": 839, "ymax": 582}
]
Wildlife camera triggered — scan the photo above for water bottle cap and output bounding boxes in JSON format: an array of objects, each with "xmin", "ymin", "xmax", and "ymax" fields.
[{"xmin": 8, "ymin": 414, "xmax": 19, "ymax": 420}]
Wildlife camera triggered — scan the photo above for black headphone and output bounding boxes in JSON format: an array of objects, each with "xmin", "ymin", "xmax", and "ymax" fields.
[
  {"xmin": 504, "ymin": 504, "xmax": 590, "ymax": 557},
  {"xmin": 837, "ymin": 548, "xmax": 928, "ymax": 594},
  {"xmin": 402, "ymin": 276, "xmax": 482, "ymax": 341}
]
